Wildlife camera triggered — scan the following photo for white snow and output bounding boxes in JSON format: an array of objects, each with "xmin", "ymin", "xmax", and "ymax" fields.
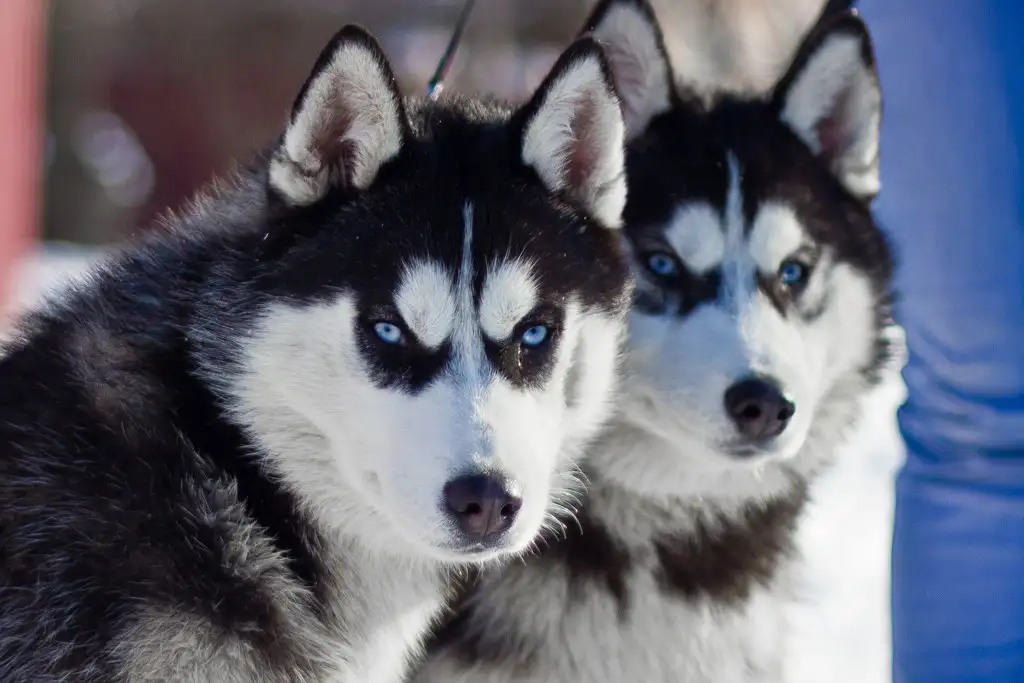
[{"xmin": 8, "ymin": 244, "xmax": 908, "ymax": 683}]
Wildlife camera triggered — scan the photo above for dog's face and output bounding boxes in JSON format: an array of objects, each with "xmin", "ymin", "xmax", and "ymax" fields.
[
  {"xmin": 583, "ymin": 1, "xmax": 891, "ymax": 481},
  {"xmin": 224, "ymin": 28, "xmax": 630, "ymax": 562}
]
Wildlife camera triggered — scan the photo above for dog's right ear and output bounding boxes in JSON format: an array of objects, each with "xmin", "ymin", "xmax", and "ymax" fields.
[
  {"xmin": 581, "ymin": 0, "xmax": 674, "ymax": 140},
  {"xmin": 518, "ymin": 38, "xmax": 627, "ymax": 230},
  {"xmin": 268, "ymin": 26, "xmax": 408, "ymax": 206},
  {"xmin": 772, "ymin": 13, "xmax": 881, "ymax": 202}
]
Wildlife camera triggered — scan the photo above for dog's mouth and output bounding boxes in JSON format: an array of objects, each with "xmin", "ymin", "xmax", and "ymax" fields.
[
  {"xmin": 448, "ymin": 530, "xmax": 518, "ymax": 553},
  {"xmin": 723, "ymin": 442, "xmax": 782, "ymax": 461},
  {"xmin": 433, "ymin": 534, "xmax": 522, "ymax": 563},
  {"xmin": 723, "ymin": 432, "xmax": 806, "ymax": 462}
]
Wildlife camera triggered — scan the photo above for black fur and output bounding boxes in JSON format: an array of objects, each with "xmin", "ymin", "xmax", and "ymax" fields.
[
  {"xmin": 412, "ymin": 5, "xmax": 897, "ymax": 682},
  {"xmin": 423, "ymin": 568, "xmax": 540, "ymax": 671},
  {"xmin": 626, "ymin": 97, "xmax": 892, "ymax": 334},
  {"xmin": 653, "ymin": 483, "xmax": 809, "ymax": 607},
  {"xmin": 0, "ymin": 27, "xmax": 631, "ymax": 682}
]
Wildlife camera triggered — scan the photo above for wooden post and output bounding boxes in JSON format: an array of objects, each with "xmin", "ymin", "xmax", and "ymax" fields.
[{"xmin": 0, "ymin": 0, "xmax": 46, "ymax": 316}]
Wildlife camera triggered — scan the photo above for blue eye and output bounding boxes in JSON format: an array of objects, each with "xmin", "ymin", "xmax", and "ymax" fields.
[
  {"xmin": 373, "ymin": 321, "xmax": 403, "ymax": 345},
  {"xmin": 520, "ymin": 325, "xmax": 549, "ymax": 348},
  {"xmin": 778, "ymin": 260, "xmax": 808, "ymax": 287},
  {"xmin": 645, "ymin": 252, "xmax": 678, "ymax": 277}
]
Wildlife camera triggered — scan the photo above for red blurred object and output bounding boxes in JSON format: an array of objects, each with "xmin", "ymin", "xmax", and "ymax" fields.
[{"xmin": 0, "ymin": 0, "xmax": 45, "ymax": 317}]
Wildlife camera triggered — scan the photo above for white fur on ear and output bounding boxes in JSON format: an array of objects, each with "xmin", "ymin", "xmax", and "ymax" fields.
[
  {"xmin": 777, "ymin": 27, "xmax": 881, "ymax": 201},
  {"xmin": 522, "ymin": 42, "xmax": 627, "ymax": 229},
  {"xmin": 269, "ymin": 28, "xmax": 405, "ymax": 205},
  {"xmin": 585, "ymin": 0, "xmax": 672, "ymax": 141}
]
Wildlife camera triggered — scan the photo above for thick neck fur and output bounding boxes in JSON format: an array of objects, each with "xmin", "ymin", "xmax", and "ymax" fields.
[
  {"xmin": 414, "ymin": 361, "xmax": 878, "ymax": 683},
  {"xmin": 552, "ymin": 369, "xmax": 868, "ymax": 607}
]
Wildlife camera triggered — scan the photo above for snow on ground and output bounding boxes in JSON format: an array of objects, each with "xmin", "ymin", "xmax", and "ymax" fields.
[{"xmin": 10, "ymin": 244, "xmax": 907, "ymax": 683}]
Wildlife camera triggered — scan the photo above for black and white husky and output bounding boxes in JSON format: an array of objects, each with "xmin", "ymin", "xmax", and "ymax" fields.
[
  {"xmin": 0, "ymin": 24, "xmax": 634, "ymax": 683},
  {"xmin": 412, "ymin": 2, "xmax": 895, "ymax": 681}
]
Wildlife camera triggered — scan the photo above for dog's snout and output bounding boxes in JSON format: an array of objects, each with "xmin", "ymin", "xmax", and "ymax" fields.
[
  {"xmin": 723, "ymin": 376, "xmax": 795, "ymax": 442},
  {"xmin": 442, "ymin": 474, "xmax": 522, "ymax": 540}
]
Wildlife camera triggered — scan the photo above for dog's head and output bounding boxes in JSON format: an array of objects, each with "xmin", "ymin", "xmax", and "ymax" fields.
[
  {"xmin": 581, "ymin": 1, "xmax": 892, "ymax": 490},
  {"xmin": 213, "ymin": 26, "xmax": 631, "ymax": 563}
]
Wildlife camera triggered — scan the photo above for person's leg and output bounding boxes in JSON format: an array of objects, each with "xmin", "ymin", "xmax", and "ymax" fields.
[{"xmin": 855, "ymin": 2, "xmax": 1024, "ymax": 681}]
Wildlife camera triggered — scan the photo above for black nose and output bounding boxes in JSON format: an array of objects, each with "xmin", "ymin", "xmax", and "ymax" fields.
[
  {"xmin": 442, "ymin": 475, "xmax": 522, "ymax": 540},
  {"xmin": 723, "ymin": 377, "xmax": 795, "ymax": 441}
]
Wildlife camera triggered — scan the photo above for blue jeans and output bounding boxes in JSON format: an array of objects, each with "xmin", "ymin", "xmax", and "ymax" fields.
[{"xmin": 857, "ymin": 2, "xmax": 1024, "ymax": 680}]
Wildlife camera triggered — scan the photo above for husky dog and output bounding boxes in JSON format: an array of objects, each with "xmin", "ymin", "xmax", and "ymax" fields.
[
  {"xmin": 0, "ymin": 24, "xmax": 634, "ymax": 683},
  {"xmin": 412, "ymin": 2, "xmax": 894, "ymax": 682}
]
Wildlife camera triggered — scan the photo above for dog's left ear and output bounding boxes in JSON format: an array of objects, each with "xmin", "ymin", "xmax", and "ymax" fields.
[{"xmin": 772, "ymin": 13, "xmax": 881, "ymax": 202}]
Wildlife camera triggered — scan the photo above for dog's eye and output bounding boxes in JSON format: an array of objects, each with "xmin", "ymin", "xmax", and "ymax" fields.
[
  {"xmin": 373, "ymin": 321, "xmax": 404, "ymax": 345},
  {"xmin": 778, "ymin": 260, "xmax": 811, "ymax": 288},
  {"xmin": 643, "ymin": 251, "xmax": 680, "ymax": 278},
  {"xmin": 520, "ymin": 325, "xmax": 549, "ymax": 348}
]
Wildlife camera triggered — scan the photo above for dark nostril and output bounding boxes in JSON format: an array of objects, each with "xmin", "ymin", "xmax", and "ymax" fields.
[
  {"xmin": 499, "ymin": 498, "xmax": 522, "ymax": 519},
  {"xmin": 739, "ymin": 404, "xmax": 762, "ymax": 420},
  {"xmin": 442, "ymin": 474, "xmax": 522, "ymax": 540},
  {"xmin": 723, "ymin": 376, "xmax": 795, "ymax": 441}
]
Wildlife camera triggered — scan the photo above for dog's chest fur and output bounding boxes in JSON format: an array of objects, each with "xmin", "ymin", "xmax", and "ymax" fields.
[
  {"xmin": 417, "ymin": 480, "xmax": 806, "ymax": 683},
  {"xmin": 314, "ymin": 555, "xmax": 449, "ymax": 683}
]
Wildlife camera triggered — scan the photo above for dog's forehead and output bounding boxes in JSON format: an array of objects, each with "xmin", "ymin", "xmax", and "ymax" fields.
[
  {"xmin": 390, "ymin": 202, "xmax": 550, "ymax": 348},
  {"xmin": 625, "ymin": 102, "xmax": 824, "ymax": 265},
  {"xmin": 646, "ymin": 153, "xmax": 811, "ymax": 276}
]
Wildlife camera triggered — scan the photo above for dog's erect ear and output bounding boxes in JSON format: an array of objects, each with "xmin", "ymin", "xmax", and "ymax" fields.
[
  {"xmin": 773, "ymin": 13, "xmax": 881, "ymax": 202},
  {"xmin": 519, "ymin": 38, "xmax": 626, "ymax": 229},
  {"xmin": 268, "ymin": 25, "xmax": 407, "ymax": 206},
  {"xmin": 580, "ymin": 0, "xmax": 673, "ymax": 141}
]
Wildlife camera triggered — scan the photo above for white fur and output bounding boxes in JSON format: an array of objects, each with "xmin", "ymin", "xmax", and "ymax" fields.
[
  {"xmin": 779, "ymin": 33, "xmax": 881, "ymax": 199},
  {"xmin": 269, "ymin": 41, "xmax": 404, "ymax": 205},
  {"xmin": 663, "ymin": 201, "xmax": 726, "ymax": 275},
  {"xmin": 479, "ymin": 260, "xmax": 538, "ymax": 342},
  {"xmin": 412, "ymin": 7, "xmax": 888, "ymax": 681},
  {"xmin": 588, "ymin": 3, "xmax": 673, "ymax": 140},
  {"xmin": 410, "ymin": 144, "xmax": 885, "ymax": 683},
  {"xmin": 617, "ymin": 154, "xmax": 877, "ymax": 507},
  {"xmin": 222, "ymin": 203, "xmax": 589, "ymax": 562},
  {"xmin": 522, "ymin": 55, "xmax": 627, "ymax": 229},
  {"xmin": 747, "ymin": 203, "xmax": 807, "ymax": 274},
  {"xmin": 201, "ymin": 195, "xmax": 627, "ymax": 680},
  {"xmin": 414, "ymin": 484, "xmax": 798, "ymax": 683},
  {"xmin": 396, "ymin": 260, "xmax": 457, "ymax": 349}
]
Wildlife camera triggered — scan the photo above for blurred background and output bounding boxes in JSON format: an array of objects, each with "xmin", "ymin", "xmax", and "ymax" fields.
[
  {"xmin": 0, "ymin": 2, "xmax": 902, "ymax": 682},
  {"xmin": 39, "ymin": 0, "xmax": 590, "ymax": 246},
  {"xmin": 1, "ymin": 0, "xmax": 830, "ymax": 312}
]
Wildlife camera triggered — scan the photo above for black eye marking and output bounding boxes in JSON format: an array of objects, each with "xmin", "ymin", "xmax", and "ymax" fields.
[
  {"xmin": 483, "ymin": 304, "xmax": 564, "ymax": 389},
  {"xmin": 356, "ymin": 305, "xmax": 447, "ymax": 392}
]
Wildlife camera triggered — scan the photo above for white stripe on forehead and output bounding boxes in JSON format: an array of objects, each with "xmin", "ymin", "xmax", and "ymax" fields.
[
  {"xmin": 723, "ymin": 151, "xmax": 745, "ymax": 246},
  {"xmin": 663, "ymin": 202, "xmax": 724, "ymax": 276},
  {"xmin": 720, "ymin": 152, "xmax": 754, "ymax": 309},
  {"xmin": 394, "ymin": 260, "xmax": 455, "ymax": 348},
  {"xmin": 479, "ymin": 260, "xmax": 538, "ymax": 341},
  {"xmin": 748, "ymin": 203, "xmax": 807, "ymax": 273},
  {"xmin": 451, "ymin": 202, "xmax": 487, "ymax": 382}
]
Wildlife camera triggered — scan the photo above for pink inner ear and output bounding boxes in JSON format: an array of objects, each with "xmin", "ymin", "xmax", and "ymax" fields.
[
  {"xmin": 566, "ymin": 92, "xmax": 599, "ymax": 192},
  {"xmin": 814, "ymin": 84, "xmax": 854, "ymax": 166},
  {"xmin": 311, "ymin": 96, "xmax": 357, "ymax": 190},
  {"xmin": 603, "ymin": 42, "xmax": 644, "ymax": 128}
]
